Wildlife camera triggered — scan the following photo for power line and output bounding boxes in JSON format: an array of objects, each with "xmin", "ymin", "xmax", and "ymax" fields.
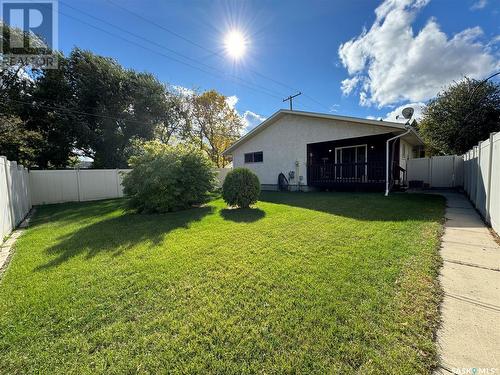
[
  {"xmin": 59, "ymin": 1, "xmax": 287, "ymax": 100},
  {"xmin": 105, "ymin": 0, "xmax": 332, "ymax": 112},
  {"xmin": 59, "ymin": 11, "xmax": 285, "ymax": 102},
  {"xmin": 0, "ymin": 98, "xmax": 244, "ymax": 138}
]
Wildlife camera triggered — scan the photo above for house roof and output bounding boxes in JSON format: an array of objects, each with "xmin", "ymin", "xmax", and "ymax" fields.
[{"xmin": 223, "ymin": 109, "xmax": 424, "ymax": 155}]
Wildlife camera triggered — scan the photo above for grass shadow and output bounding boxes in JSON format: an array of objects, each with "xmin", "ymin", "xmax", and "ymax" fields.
[
  {"xmin": 35, "ymin": 205, "xmax": 214, "ymax": 271},
  {"xmin": 220, "ymin": 208, "xmax": 266, "ymax": 223},
  {"xmin": 259, "ymin": 191, "xmax": 445, "ymax": 222}
]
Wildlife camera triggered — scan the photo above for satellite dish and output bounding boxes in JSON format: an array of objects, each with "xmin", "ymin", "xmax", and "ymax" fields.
[{"xmin": 401, "ymin": 107, "xmax": 414, "ymax": 119}]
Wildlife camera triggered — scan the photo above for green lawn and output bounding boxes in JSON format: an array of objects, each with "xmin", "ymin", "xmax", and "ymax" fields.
[{"xmin": 0, "ymin": 192, "xmax": 444, "ymax": 374}]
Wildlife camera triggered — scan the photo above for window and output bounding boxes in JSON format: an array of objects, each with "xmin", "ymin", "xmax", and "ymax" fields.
[{"xmin": 244, "ymin": 151, "xmax": 263, "ymax": 163}]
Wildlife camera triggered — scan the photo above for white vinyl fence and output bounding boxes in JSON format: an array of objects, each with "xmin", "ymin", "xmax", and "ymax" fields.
[
  {"xmin": 29, "ymin": 169, "xmax": 131, "ymax": 205},
  {"xmin": 407, "ymin": 155, "xmax": 464, "ymax": 188},
  {"xmin": 407, "ymin": 132, "xmax": 500, "ymax": 234},
  {"xmin": 0, "ymin": 157, "xmax": 31, "ymax": 242},
  {"xmin": 30, "ymin": 168, "xmax": 231, "ymax": 205},
  {"xmin": 463, "ymin": 132, "xmax": 500, "ymax": 234}
]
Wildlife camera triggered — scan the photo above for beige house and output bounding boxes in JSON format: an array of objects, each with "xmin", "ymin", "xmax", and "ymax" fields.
[{"xmin": 223, "ymin": 110, "xmax": 424, "ymax": 192}]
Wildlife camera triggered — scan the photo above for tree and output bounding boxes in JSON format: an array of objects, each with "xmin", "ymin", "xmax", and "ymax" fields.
[
  {"xmin": 153, "ymin": 90, "xmax": 191, "ymax": 145},
  {"xmin": 0, "ymin": 23, "xmax": 67, "ymax": 167},
  {"xmin": 0, "ymin": 23, "xmax": 47, "ymax": 102},
  {"xmin": 22, "ymin": 55, "xmax": 79, "ymax": 168},
  {"xmin": 419, "ymin": 77, "xmax": 500, "ymax": 155},
  {"xmin": 0, "ymin": 116, "xmax": 43, "ymax": 166},
  {"xmin": 191, "ymin": 90, "xmax": 244, "ymax": 167},
  {"xmin": 67, "ymin": 49, "xmax": 169, "ymax": 168}
]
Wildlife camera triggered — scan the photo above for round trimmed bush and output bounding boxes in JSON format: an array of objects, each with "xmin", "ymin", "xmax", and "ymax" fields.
[
  {"xmin": 222, "ymin": 168, "xmax": 260, "ymax": 208},
  {"xmin": 122, "ymin": 141, "xmax": 216, "ymax": 213}
]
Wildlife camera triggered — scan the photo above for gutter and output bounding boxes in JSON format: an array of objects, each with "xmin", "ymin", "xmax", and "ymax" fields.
[{"xmin": 385, "ymin": 127, "xmax": 412, "ymax": 196}]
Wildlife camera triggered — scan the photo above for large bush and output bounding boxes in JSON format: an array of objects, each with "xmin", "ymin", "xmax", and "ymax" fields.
[
  {"xmin": 222, "ymin": 168, "xmax": 260, "ymax": 208},
  {"xmin": 122, "ymin": 141, "xmax": 216, "ymax": 213}
]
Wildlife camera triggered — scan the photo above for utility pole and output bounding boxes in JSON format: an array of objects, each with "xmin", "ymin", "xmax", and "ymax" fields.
[{"xmin": 283, "ymin": 92, "xmax": 302, "ymax": 111}]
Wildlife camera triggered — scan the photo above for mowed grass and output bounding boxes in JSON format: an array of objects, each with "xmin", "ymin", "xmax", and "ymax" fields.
[{"xmin": 0, "ymin": 192, "xmax": 445, "ymax": 374}]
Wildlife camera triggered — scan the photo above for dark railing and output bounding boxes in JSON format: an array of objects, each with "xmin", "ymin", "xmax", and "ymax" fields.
[{"xmin": 308, "ymin": 161, "xmax": 386, "ymax": 185}]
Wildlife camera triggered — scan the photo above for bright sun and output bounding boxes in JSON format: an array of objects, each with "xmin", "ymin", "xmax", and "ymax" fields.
[{"xmin": 224, "ymin": 30, "xmax": 247, "ymax": 59}]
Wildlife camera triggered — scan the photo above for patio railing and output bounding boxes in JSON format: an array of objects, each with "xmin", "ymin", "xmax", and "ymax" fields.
[{"xmin": 308, "ymin": 161, "xmax": 387, "ymax": 185}]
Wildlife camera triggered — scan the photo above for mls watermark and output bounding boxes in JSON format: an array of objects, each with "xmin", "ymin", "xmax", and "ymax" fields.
[
  {"xmin": 1, "ymin": 0, "xmax": 58, "ymax": 69},
  {"xmin": 452, "ymin": 368, "xmax": 498, "ymax": 375}
]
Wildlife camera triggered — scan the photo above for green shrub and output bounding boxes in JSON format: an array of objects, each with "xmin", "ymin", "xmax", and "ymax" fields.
[
  {"xmin": 222, "ymin": 168, "xmax": 260, "ymax": 208},
  {"xmin": 122, "ymin": 141, "xmax": 216, "ymax": 213}
]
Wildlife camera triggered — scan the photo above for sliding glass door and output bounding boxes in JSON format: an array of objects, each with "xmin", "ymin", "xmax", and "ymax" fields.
[{"xmin": 335, "ymin": 145, "xmax": 367, "ymax": 180}]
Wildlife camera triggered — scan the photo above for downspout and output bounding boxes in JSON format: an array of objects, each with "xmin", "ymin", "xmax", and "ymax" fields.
[{"xmin": 385, "ymin": 127, "xmax": 412, "ymax": 196}]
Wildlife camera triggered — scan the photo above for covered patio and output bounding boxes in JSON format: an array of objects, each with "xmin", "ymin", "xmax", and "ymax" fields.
[{"xmin": 306, "ymin": 133, "xmax": 420, "ymax": 191}]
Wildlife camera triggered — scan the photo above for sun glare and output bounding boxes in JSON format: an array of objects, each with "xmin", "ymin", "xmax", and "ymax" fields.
[{"xmin": 224, "ymin": 30, "xmax": 247, "ymax": 59}]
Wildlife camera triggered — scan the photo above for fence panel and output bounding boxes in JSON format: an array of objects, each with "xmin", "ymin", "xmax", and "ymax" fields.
[
  {"xmin": 475, "ymin": 140, "xmax": 491, "ymax": 217},
  {"xmin": 407, "ymin": 156, "xmax": 464, "ymax": 188},
  {"xmin": 490, "ymin": 133, "xmax": 500, "ymax": 234},
  {"xmin": 463, "ymin": 152, "xmax": 470, "ymax": 195},
  {"xmin": 407, "ymin": 157, "xmax": 431, "ymax": 184},
  {"xmin": 454, "ymin": 155, "xmax": 464, "ymax": 188},
  {"xmin": 430, "ymin": 156, "xmax": 455, "ymax": 188},
  {"xmin": 0, "ymin": 157, "xmax": 32, "ymax": 243},
  {"xmin": 30, "ymin": 168, "xmax": 230, "ymax": 205},
  {"xmin": 0, "ymin": 157, "xmax": 13, "ymax": 242},
  {"xmin": 30, "ymin": 170, "xmax": 79, "ymax": 205},
  {"xmin": 78, "ymin": 169, "xmax": 125, "ymax": 202},
  {"xmin": 470, "ymin": 146, "xmax": 479, "ymax": 206}
]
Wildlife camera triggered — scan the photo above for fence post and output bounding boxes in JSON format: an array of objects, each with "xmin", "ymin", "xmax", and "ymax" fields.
[
  {"xmin": 1, "ymin": 156, "xmax": 13, "ymax": 234},
  {"xmin": 485, "ymin": 133, "xmax": 495, "ymax": 223},
  {"xmin": 452, "ymin": 156, "xmax": 456, "ymax": 188},
  {"xmin": 5, "ymin": 159, "xmax": 17, "ymax": 229},
  {"xmin": 115, "ymin": 169, "xmax": 120, "ymax": 198},
  {"xmin": 76, "ymin": 168, "xmax": 81, "ymax": 202},
  {"xmin": 428, "ymin": 157, "xmax": 432, "ymax": 188},
  {"xmin": 475, "ymin": 143, "xmax": 482, "ymax": 209}
]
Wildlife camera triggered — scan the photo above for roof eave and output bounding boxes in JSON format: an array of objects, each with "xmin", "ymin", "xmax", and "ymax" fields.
[{"xmin": 223, "ymin": 109, "xmax": 415, "ymax": 155}]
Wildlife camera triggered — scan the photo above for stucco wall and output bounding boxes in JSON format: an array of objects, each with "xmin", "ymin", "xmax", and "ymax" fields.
[{"xmin": 231, "ymin": 114, "xmax": 398, "ymax": 186}]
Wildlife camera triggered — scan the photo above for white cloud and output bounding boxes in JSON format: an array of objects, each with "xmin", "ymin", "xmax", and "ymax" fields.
[
  {"xmin": 341, "ymin": 77, "xmax": 360, "ymax": 95},
  {"xmin": 170, "ymin": 85, "xmax": 195, "ymax": 97},
  {"xmin": 338, "ymin": 0, "xmax": 499, "ymax": 107},
  {"xmin": 470, "ymin": 0, "xmax": 487, "ymax": 10},
  {"xmin": 223, "ymin": 96, "xmax": 266, "ymax": 132},
  {"xmin": 225, "ymin": 95, "xmax": 238, "ymax": 109},
  {"xmin": 383, "ymin": 102, "xmax": 426, "ymax": 122},
  {"xmin": 330, "ymin": 104, "xmax": 340, "ymax": 113},
  {"xmin": 242, "ymin": 110, "xmax": 266, "ymax": 132}
]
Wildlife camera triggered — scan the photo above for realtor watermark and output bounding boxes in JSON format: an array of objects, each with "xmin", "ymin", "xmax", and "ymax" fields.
[
  {"xmin": 452, "ymin": 368, "xmax": 498, "ymax": 375},
  {"xmin": 1, "ymin": 0, "xmax": 58, "ymax": 69}
]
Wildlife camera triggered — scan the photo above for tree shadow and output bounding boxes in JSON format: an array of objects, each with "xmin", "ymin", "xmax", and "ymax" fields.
[
  {"xmin": 30, "ymin": 199, "xmax": 125, "ymax": 228},
  {"xmin": 35, "ymin": 205, "xmax": 214, "ymax": 271},
  {"xmin": 258, "ymin": 191, "xmax": 445, "ymax": 222},
  {"xmin": 220, "ymin": 208, "xmax": 266, "ymax": 223}
]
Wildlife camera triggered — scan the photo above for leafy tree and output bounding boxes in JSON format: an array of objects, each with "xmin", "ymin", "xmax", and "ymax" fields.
[
  {"xmin": 0, "ymin": 23, "xmax": 47, "ymax": 102},
  {"xmin": 419, "ymin": 77, "xmax": 500, "ymax": 155},
  {"xmin": 154, "ymin": 90, "xmax": 191, "ymax": 144},
  {"xmin": 0, "ymin": 116, "xmax": 43, "ymax": 166},
  {"xmin": 1, "ymin": 24, "xmax": 237, "ymax": 169},
  {"xmin": 22, "ymin": 55, "xmax": 79, "ymax": 168},
  {"xmin": 191, "ymin": 90, "xmax": 244, "ymax": 167},
  {"xmin": 67, "ymin": 49, "xmax": 172, "ymax": 168}
]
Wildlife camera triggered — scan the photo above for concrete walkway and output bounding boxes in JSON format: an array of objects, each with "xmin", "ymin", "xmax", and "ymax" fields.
[
  {"xmin": 434, "ymin": 192, "xmax": 500, "ymax": 374},
  {"xmin": 0, "ymin": 211, "xmax": 33, "ymax": 278}
]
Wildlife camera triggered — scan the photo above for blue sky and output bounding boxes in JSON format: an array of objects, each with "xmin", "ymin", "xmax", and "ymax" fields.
[{"xmin": 55, "ymin": 0, "xmax": 499, "ymax": 129}]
